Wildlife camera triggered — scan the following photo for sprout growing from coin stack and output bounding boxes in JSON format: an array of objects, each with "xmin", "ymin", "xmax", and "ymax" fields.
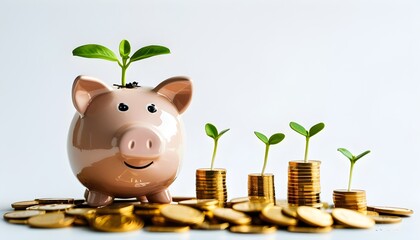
[
  {"xmin": 195, "ymin": 123, "xmax": 230, "ymax": 207},
  {"xmin": 333, "ymin": 148, "xmax": 371, "ymax": 213},
  {"xmin": 248, "ymin": 131, "xmax": 285, "ymax": 204},
  {"xmin": 287, "ymin": 122, "xmax": 325, "ymax": 207}
]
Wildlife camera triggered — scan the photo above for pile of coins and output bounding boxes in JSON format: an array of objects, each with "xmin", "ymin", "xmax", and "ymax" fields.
[
  {"xmin": 3, "ymin": 197, "xmax": 413, "ymax": 234},
  {"xmin": 247, "ymin": 173, "xmax": 275, "ymax": 203},
  {"xmin": 196, "ymin": 168, "xmax": 227, "ymax": 207},
  {"xmin": 333, "ymin": 189, "xmax": 367, "ymax": 213},
  {"xmin": 288, "ymin": 160, "xmax": 322, "ymax": 207}
]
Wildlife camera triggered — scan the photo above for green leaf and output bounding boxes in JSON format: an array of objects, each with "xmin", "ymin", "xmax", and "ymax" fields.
[
  {"xmin": 254, "ymin": 131, "xmax": 269, "ymax": 144},
  {"xmin": 309, "ymin": 122, "xmax": 325, "ymax": 137},
  {"xmin": 119, "ymin": 39, "xmax": 131, "ymax": 58},
  {"xmin": 72, "ymin": 44, "xmax": 118, "ymax": 62},
  {"xmin": 354, "ymin": 150, "xmax": 371, "ymax": 162},
  {"xmin": 338, "ymin": 148, "xmax": 354, "ymax": 161},
  {"xmin": 289, "ymin": 122, "xmax": 308, "ymax": 137},
  {"xmin": 130, "ymin": 45, "xmax": 170, "ymax": 63},
  {"xmin": 268, "ymin": 133, "xmax": 285, "ymax": 145},
  {"xmin": 205, "ymin": 123, "xmax": 218, "ymax": 139},
  {"xmin": 217, "ymin": 128, "xmax": 230, "ymax": 139}
]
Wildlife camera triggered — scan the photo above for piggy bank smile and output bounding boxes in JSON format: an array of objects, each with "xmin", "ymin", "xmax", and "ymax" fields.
[{"xmin": 123, "ymin": 161, "xmax": 154, "ymax": 170}]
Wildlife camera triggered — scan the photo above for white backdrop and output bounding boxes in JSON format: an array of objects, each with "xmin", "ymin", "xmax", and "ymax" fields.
[{"xmin": 0, "ymin": 0, "xmax": 419, "ymax": 236}]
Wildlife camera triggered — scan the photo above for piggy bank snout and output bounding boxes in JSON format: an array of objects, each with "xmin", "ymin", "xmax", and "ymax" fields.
[{"xmin": 118, "ymin": 126, "xmax": 164, "ymax": 159}]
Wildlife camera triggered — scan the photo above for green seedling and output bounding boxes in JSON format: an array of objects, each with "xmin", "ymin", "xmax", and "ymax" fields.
[
  {"xmin": 254, "ymin": 131, "xmax": 285, "ymax": 175},
  {"xmin": 337, "ymin": 148, "xmax": 371, "ymax": 191},
  {"xmin": 289, "ymin": 122, "xmax": 325, "ymax": 163},
  {"xmin": 205, "ymin": 123, "xmax": 230, "ymax": 170},
  {"xmin": 73, "ymin": 39, "xmax": 170, "ymax": 87}
]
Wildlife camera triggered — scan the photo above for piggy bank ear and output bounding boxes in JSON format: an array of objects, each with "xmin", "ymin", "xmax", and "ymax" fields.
[
  {"xmin": 72, "ymin": 75, "xmax": 112, "ymax": 116},
  {"xmin": 153, "ymin": 76, "xmax": 193, "ymax": 114}
]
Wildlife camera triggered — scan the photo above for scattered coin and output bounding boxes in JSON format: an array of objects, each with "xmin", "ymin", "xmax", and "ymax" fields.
[
  {"xmin": 11, "ymin": 200, "xmax": 39, "ymax": 210},
  {"xmin": 296, "ymin": 206, "xmax": 333, "ymax": 227},
  {"xmin": 260, "ymin": 205, "xmax": 298, "ymax": 227},
  {"xmin": 3, "ymin": 210, "xmax": 46, "ymax": 220},
  {"xmin": 28, "ymin": 212, "xmax": 75, "ymax": 228},
  {"xmin": 367, "ymin": 206, "xmax": 413, "ymax": 217},
  {"xmin": 282, "ymin": 206, "xmax": 298, "ymax": 218},
  {"xmin": 332, "ymin": 208, "xmax": 375, "ymax": 229},
  {"xmin": 370, "ymin": 215, "xmax": 402, "ymax": 224},
  {"xmin": 92, "ymin": 214, "xmax": 144, "ymax": 232},
  {"xmin": 232, "ymin": 201, "xmax": 270, "ymax": 213},
  {"xmin": 288, "ymin": 226, "xmax": 332, "ymax": 233},
  {"xmin": 212, "ymin": 208, "xmax": 252, "ymax": 225},
  {"xmin": 193, "ymin": 221, "xmax": 229, "ymax": 230},
  {"xmin": 37, "ymin": 204, "xmax": 75, "ymax": 212},
  {"xmin": 160, "ymin": 204, "xmax": 205, "ymax": 225},
  {"xmin": 96, "ymin": 203, "xmax": 134, "ymax": 215},
  {"xmin": 145, "ymin": 226, "xmax": 190, "ymax": 232},
  {"xmin": 229, "ymin": 225, "xmax": 277, "ymax": 234},
  {"xmin": 36, "ymin": 198, "xmax": 74, "ymax": 204}
]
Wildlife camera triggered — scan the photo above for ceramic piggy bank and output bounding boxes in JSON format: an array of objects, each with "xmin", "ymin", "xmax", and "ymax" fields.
[{"xmin": 68, "ymin": 75, "xmax": 192, "ymax": 207}]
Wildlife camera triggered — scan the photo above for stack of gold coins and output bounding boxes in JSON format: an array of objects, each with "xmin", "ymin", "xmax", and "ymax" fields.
[
  {"xmin": 196, "ymin": 168, "xmax": 227, "ymax": 207},
  {"xmin": 333, "ymin": 189, "xmax": 367, "ymax": 213},
  {"xmin": 288, "ymin": 160, "xmax": 322, "ymax": 207},
  {"xmin": 247, "ymin": 173, "xmax": 275, "ymax": 204}
]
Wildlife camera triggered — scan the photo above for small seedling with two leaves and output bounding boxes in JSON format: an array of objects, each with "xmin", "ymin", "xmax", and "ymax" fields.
[
  {"xmin": 289, "ymin": 122, "xmax": 325, "ymax": 163},
  {"xmin": 205, "ymin": 123, "xmax": 230, "ymax": 170},
  {"xmin": 254, "ymin": 131, "xmax": 285, "ymax": 175},
  {"xmin": 337, "ymin": 148, "xmax": 371, "ymax": 191},
  {"xmin": 73, "ymin": 39, "xmax": 170, "ymax": 87}
]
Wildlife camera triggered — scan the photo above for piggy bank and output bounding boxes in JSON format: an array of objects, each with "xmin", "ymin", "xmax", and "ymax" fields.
[{"xmin": 67, "ymin": 75, "xmax": 192, "ymax": 207}]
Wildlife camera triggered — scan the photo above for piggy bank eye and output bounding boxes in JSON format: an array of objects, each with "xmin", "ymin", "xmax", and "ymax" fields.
[
  {"xmin": 118, "ymin": 103, "xmax": 129, "ymax": 112},
  {"xmin": 147, "ymin": 104, "xmax": 157, "ymax": 113}
]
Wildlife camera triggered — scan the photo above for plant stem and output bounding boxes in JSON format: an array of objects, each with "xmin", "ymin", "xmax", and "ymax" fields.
[
  {"xmin": 304, "ymin": 137, "xmax": 309, "ymax": 163},
  {"xmin": 121, "ymin": 58, "xmax": 128, "ymax": 86},
  {"xmin": 210, "ymin": 139, "xmax": 218, "ymax": 170},
  {"xmin": 347, "ymin": 162, "xmax": 355, "ymax": 191},
  {"xmin": 261, "ymin": 144, "xmax": 270, "ymax": 175}
]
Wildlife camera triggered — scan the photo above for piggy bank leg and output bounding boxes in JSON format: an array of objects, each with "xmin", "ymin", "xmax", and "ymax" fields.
[
  {"xmin": 146, "ymin": 189, "xmax": 171, "ymax": 203},
  {"xmin": 86, "ymin": 190, "xmax": 114, "ymax": 207},
  {"xmin": 137, "ymin": 196, "xmax": 148, "ymax": 203}
]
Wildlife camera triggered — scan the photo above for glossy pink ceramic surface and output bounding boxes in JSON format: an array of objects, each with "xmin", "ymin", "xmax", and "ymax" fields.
[{"xmin": 68, "ymin": 75, "xmax": 192, "ymax": 207}]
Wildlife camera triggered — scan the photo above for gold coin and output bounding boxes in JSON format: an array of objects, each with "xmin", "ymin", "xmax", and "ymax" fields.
[
  {"xmin": 28, "ymin": 212, "xmax": 75, "ymax": 228},
  {"xmin": 171, "ymin": 196, "xmax": 196, "ymax": 202},
  {"xmin": 232, "ymin": 201, "xmax": 270, "ymax": 213},
  {"xmin": 134, "ymin": 202, "xmax": 166, "ymax": 210},
  {"xmin": 7, "ymin": 219, "xmax": 28, "ymax": 224},
  {"xmin": 282, "ymin": 206, "xmax": 298, "ymax": 218},
  {"xmin": 194, "ymin": 221, "xmax": 229, "ymax": 230},
  {"xmin": 96, "ymin": 203, "xmax": 134, "ymax": 215},
  {"xmin": 151, "ymin": 216, "xmax": 167, "ymax": 226},
  {"xmin": 332, "ymin": 208, "xmax": 375, "ymax": 229},
  {"xmin": 145, "ymin": 226, "xmax": 190, "ymax": 232},
  {"xmin": 288, "ymin": 225, "xmax": 332, "ymax": 233},
  {"xmin": 296, "ymin": 206, "xmax": 333, "ymax": 227},
  {"xmin": 366, "ymin": 211, "xmax": 379, "ymax": 216},
  {"xmin": 179, "ymin": 199, "xmax": 218, "ymax": 206},
  {"xmin": 65, "ymin": 208, "xmax": 96, "ymax": 216},
  {"xmin": 134, "ymin": 209, "xmax": 160, "ymax": 217},
  {"xmin": 37, "ymin": 204, "xmax": 75, "ymax": 212},
  {"xmin": 229, "ymin": 225, "xmax": 277, "ymax": 234},
  {"xmin": 36, "ymin": 198, "xmax": 74, "ymax": 204},
  {"xmin": 4, "ymin": 210, "xmax": 46, "ymax": 220},
  {"xmin": 367, "ymin": 206, "xmax": 414, "ymax": 216},
  {"xmin": 93, "ymin": 214, "xmax": 144, "ymax": 232},
  {"xmin": 370, "ymin": 215, "xmax": 402, "ymax": 224},
  {"xmin": 260, "ymin": 205, "xmax": 297, "ymax": 226},
  {"xmin": 160, "ymin": 204, "xmax": 205, "ymax": 225},
  {"xmin": 289, "ymin": 160, "xmax": 321, "ymax": 165},
  {"xmin": 229, "ymin": 197, "xmax": 249, "ymax": 204},
  {"xmin": 213, "ymin": 208, "xmax": 252, "ymax": 225},
  {"xmin": 11, "ymin": 200, "xmax": 39, "ymax": 210}
]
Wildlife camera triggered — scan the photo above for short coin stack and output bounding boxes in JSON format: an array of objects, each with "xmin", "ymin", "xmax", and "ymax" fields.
[
  {"xmin": 248, "ymin": 173, "xmax": 275, "ymax": 204},
  {"xmin": 196, "ymin": 168, "xmax": 227, "ymax": 207},
  {"xmin": 288, "ymin": 160, "xmax": 322, "ymax": 207},
  {"xmin": 333, "ymin": 189, "xmax": 367, "ymax": 213}
]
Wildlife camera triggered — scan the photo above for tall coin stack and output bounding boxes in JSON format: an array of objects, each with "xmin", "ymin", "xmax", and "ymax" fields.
[
  {"xmin": 333, "ymin": 189, "xmax": 367, "ymax": 213},
  {"xmin": 287, "ymin": 160, "xmax": 322, "ymax": 207},
  {"xmin": 196, "ymin": 168, "xmax": 227, "ymax": 207},
  {"xmin": 247, "ymin": 173, "xmax": 276, "ymax": 204}
]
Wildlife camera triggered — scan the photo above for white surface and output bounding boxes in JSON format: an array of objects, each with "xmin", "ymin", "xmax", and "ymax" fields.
[{"xmin": 0, "ymin": 0, "xmax": 419, "ymax": 239}]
